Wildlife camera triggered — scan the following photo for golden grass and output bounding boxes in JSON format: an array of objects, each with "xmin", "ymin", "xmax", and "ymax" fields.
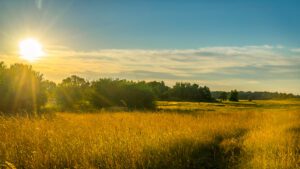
[{"xmin": 0, "ymin": 100, "xmax": 299, "ymax": 169}]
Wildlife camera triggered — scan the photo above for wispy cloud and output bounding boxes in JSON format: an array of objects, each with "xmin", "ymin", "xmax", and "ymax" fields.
[
  {"xmin": 290, "ymin": 48, "xmax": 300, "ymax": 53},
  {"xmin": 35, "ymin": 0, "xmax": 43, "ymax": 10},
  {"xmin": 1, "ymin": 45, "xmax": 300, "ymax": 93}
]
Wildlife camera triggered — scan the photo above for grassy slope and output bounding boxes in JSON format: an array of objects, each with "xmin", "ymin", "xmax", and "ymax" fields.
[{"xmin": 0, "ymin": 100, "xmax": 299, "ymax": 169}]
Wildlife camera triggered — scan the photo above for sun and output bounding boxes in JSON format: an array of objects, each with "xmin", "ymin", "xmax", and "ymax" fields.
[{"xmin": 19, "ymin": 38, "xmax": 45, "ymax": 61}]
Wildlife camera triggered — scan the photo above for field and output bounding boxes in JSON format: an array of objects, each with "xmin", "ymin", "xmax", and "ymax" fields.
[{"xmin": 0, "ymin": 100, "xmax": 299, "ymax": 169}]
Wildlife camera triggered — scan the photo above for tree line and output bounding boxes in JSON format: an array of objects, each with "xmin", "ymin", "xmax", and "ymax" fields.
[
  {"xmin": 212, "ymin": 91, "xmax": 298, "ymax": 101},
  {"xmin": 55, "ymin": 77, "xmax": 217, "ymax": 111},
  {"xmin": 0, "ymin": 62, "xmax": 298, "ymax": 115}
]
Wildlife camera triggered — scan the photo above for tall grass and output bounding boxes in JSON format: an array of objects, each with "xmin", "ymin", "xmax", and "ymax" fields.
[{"xmin": 0, "ymin": 100, "xmax": 299, "ymax": 169}]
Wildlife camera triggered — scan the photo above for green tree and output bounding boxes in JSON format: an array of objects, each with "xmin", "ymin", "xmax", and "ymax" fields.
[
  {"xmin": 0, "ymin": 63, "xmax": 47, "ymax": 115},
  {"xmin": 167, "ymin": 82, "xmax": 213, "ymax": 102},
  {"xmin": 42, "ymin": 80, "xmax": 56, "ymax": 97},
  {"xmin": 199, "ymin": 86, "xmax": 213, "ymax": 101},
  {"xmin": 147, "ymin": 81, "xmax": 170, "ymax": 100},
  {"xmin": 0, "ymin": 62, "xmax": 8, "ymax": 112},
  {"xmin": 90, "ymin": 79, "xmax": 156, "ymax": 109},
  {"xmin": 218, "ymin": 92, "xmax": 228, "ymax": 101},
  {"xmin": 229, "ymin": 90, "xmax": 239, "ymax": 102},
  {"xmin": 56, "ymin": 75, "xmax": 90, "ymax": 110}
]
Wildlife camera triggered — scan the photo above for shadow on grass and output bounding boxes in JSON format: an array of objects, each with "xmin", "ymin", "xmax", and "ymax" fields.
[
  {"xmin": 157, "ymin": 108, "xmax": 215, "ymax": 115},
  {"xmin": 136, "ymin": 129, "xmax": 247, "ymax": 169},
  {"xmin": 288, "ymin": 127, "xmax": 300, "ymax": 134},
  {"xmin": 287, "ymin": 127, "xmax": 300, "ymax": 157}
]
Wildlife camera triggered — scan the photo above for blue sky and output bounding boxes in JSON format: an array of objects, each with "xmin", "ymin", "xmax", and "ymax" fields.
[{"xmin": 0, "ymin": 0, "xmax": 300, "ymax": 94}]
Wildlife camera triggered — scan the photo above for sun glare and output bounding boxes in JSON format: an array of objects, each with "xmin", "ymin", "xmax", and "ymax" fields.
[{"xmin": 19, "ymin": 38, "xmax": 45, "ymax": 61}]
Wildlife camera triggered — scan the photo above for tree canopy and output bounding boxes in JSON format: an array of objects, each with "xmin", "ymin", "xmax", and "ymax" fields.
[
  {"xmin": 229, "ymin": 90, "xmax": 239, "ymax": 102},
  {"xmin": 0, "ymin": 62, "xmax": 47, "ymax": 115}
]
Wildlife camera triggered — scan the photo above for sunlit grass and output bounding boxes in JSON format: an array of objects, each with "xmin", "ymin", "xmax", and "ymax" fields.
[{"xmin": 0, "ymin": 100, "xmax": 299, "ymax": 168}]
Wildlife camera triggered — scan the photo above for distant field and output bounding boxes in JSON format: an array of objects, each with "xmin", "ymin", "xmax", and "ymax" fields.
[{"xmin": 0, "ymin": 100, "xmax": 299, "ymax": 169}]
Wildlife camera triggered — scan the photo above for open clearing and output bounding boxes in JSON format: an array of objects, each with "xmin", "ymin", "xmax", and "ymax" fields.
[{"xmin": 0, "ymin": 100, "xmax": 299, "ymax": 169}]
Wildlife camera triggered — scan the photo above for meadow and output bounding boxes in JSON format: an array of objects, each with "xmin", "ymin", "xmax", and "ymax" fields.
[{"xmin": 0, "ymin": 100, "xmax": 299, "ymax": 169}]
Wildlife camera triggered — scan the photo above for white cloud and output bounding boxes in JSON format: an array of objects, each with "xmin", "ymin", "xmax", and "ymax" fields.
[{"xmin": 290, "ymin": 48, "xmax": 300, "ymax": 53}]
